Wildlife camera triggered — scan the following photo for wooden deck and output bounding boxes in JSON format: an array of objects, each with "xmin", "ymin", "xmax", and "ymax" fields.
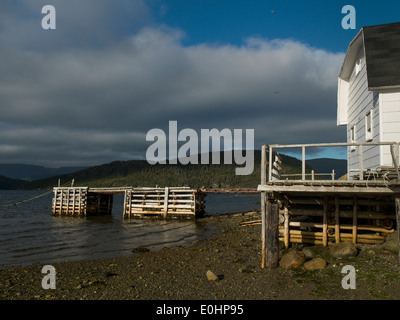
[
  {"xmin": 258, "ymin": 180, "xmax": 400, "ymax": 195},
  {"xmin": 257, "ymin": 142, "xmax": 400, "ymax": 268}
]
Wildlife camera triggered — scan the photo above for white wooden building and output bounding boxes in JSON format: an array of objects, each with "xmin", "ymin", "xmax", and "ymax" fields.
[{"xmin": 337, "ymin": 22, "xmax": 400, "ymax": 177}]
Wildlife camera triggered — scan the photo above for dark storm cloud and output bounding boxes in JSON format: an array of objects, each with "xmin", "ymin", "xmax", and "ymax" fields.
[{"xmin": 0, "ymin": 2, "xmax": 346, "ymax": 167}]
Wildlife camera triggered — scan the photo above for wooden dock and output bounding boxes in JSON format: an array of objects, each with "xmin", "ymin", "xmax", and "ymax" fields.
[
  {"xmin": 123, "ymin": 187, "xmax": 205, "ymax": 219},
  {"xmin": 52, "ymin": 186, "xmax": 206, "ymax": 219},
  {"xmin": 257, "ymin": 142, "xmax": 400, "ymax": 268},
  {"xmin": 201, "ymin": 188, "xmax": 259, "ymax": 194}
]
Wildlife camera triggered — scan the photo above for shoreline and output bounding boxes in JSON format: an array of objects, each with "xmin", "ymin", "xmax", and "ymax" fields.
[{"xmin": 1, "ymin": 211, "xmax": 400, "ymax": 300}]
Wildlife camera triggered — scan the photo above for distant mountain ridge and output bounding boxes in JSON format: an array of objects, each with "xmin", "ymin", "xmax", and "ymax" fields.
[
  {"xmin": 0, "ymin": 164, "xmax": 88, "ymax": 181},
  {"xmin": 13, "ymin": 152, "xmax": 347, "ymax": 190},
  {"xmin": 0, "ymin": 175, "xmax": 26, "ymax": 190}
]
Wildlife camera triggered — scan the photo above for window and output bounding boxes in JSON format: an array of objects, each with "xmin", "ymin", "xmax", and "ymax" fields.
[
  {"xmin": 365, "ymin": 110, "xmax": 373, "ymax": 141},
  {"xmin": 350, "ymin": 125, "xmax": 356, "ymax": 151},
  {"xmin": 351, "ymin": 126, "xmax": 356, "ymax": 142}
]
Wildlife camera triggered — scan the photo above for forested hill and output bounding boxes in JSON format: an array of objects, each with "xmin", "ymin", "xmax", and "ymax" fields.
[
  {"xmin": 18, "ymin": 151, "xmax": 304, "ymax": 190},
  {"xmin": 0, "ymin": 175, "xmax": 26, "ymax": 190},
  {"xmin": 16, "ymin": 151, "xmax": 346, "ymax": 190}
]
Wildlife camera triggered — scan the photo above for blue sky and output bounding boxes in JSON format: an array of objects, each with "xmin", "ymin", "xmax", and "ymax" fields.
[
  {"xmin": 153, "ymin": 0, "xmax": 400, "ymax": 51},
  {"xmin": 0, "ymin": 1, "xmax": 399, "ymax": 167}
]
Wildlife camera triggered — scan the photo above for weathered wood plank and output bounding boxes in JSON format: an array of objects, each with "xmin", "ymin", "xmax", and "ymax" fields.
[{"xmin": 265, "ymin": 201, "xmax": 279, "ymax": 269}]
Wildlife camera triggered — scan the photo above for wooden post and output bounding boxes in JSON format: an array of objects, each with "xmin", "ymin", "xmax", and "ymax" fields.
[
  {"xmin": 353, "ymin": 196, "xmax": 358, "ymax": 243},
  {"xmin": 390, "ymin": 143, "xmax": 400, "ymax": 181},
  {"xmin": 335, "ymin": 196, "xmax": 340, "ymax": 243},
  {"xmin": 60, "ymin": 189, "xmax": 64, "ymax": 215},
  {"xmin": 67, "ymin": 188, "xmax": 70, "ymax": 215},
  {"xmin": 311, "ymin": 170, "xmax": 315, "ymax": 181},
  {"xmin": 107, "ymin": 195, "xmax": 112, "ymax": 214},
  {"xmin": 396, "ymin": 198, "xmax": 400, "ymax": 263},
  {"xmin": 261, "ymin": 192, "xmax": 267, "ymax": 268},
  {"xmin": 163, "ymin": 187, "xmax": 169, "ymax": 219},
  {"xmin": 193, "ymin": 193, "xmax": 196, "ymax": 216},
  {"xmin": 123, "ymin": 190, "xmax": 127, "ymax": 218},
  {"xmin": 359, "ymin": 146, "xmax": 364, "ymax": 180},
  {"xmin": 129, "ymin": 190, "xmax": 132, "ymax": 218},
  {"xmin": 261, "ymin": 145, "xmax": 267, "ymax": 185},
  {"xmin": 72, "ymin": 188, "xmax": 76, "ymax": 216},
  {"xmin": 284, "ymin": 200, "xmax": 289, "ymax": 249},
  {"xmin": 302, "ymin": 146, "xmax": 306, "ymax": 181},
  {"xmin": 323, "ymin": 197, "xmax": 328, "ymax": 246},
  {"xmin": 265, "ymin": 200, "xmax": 280, "ymax": 268},
  {"xmin": 268, "ymin": 146, "xmax": 273, "ymax": 182},
  {"xmin": 97, "ymin": 193, "xmax": 101, "ymax": 215},
  {"xmin": 332, "ymin": 169, "xmax": 335, "ymax": 181}
]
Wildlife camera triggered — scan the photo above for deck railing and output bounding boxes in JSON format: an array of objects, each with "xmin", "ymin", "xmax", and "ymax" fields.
[{"xmin": 260, "ymin": 141, "xmax": 400, "ymax": 184}]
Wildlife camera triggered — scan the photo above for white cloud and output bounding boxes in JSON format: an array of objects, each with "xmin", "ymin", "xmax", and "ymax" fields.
[{"xmin": 0, "ymin": 3, "xmax": 346, "ymax": 166}]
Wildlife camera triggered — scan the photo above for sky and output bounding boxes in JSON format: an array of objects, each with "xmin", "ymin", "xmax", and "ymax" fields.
[{"xmin": 0, "ymin": 0, "xmax": 399, "ymax": 167}]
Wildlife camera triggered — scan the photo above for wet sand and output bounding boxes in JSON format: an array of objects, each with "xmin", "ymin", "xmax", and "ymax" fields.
[{"xmin": 1, "ymin": 211, "xmax": 400, "ymax": 301}]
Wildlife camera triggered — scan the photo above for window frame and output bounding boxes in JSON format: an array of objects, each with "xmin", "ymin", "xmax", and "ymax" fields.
[
  {"xmin": 350, "ymin": 125, "xmax": 356, "ymax": 151},
  {"xmin": 365, "ymin": 109, "xmax": 373, "ymax": 142}
]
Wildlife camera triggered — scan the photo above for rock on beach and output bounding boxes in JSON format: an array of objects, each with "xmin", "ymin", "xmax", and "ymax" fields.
[
  {"xmin": 329, "ymin": 242, "xmax": 358, "ymax": 258},
  {"xmin": 279, "ymin": 251, "xmax": 306, "ymax": 270},
  {"xmin": 206, "ymin": 270, "xmax": 219, "ymax": 281},
  {"xmin": 303, "ymin": 258, "xmax": 327, "ymax": 270}
]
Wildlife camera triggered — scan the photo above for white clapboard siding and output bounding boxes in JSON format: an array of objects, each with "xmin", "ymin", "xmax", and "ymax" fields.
[
  {"xmin": 380, "ymin": 90, "xmax": 400, "ymax": 166},
  {"xmin": 346, "ymin": 50, "xmax": 381, "ymax": 176}
]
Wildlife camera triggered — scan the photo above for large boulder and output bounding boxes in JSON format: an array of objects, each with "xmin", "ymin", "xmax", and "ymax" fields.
[
  {"xmin": 304, "ymin": 258, "xmax": 327, "ymax": 270},
  {"xmin": 382, "ymin": 230, "xmax": 399, "ymax": 254},
  {"xmin": 280, "ymin": 251, "xmax": 306, "ymax": 270},
  {"xmin": 329, "ymin": 242, "xmax": 358, "ymax": 258}
]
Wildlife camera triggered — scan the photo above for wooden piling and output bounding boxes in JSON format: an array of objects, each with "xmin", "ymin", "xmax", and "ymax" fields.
[
  {"xmin": 261, "ymin": 192, "xmax": 267, "ymax": 269},
  {"xmin": 396, "ymin": 197, "xmax": 400, "ymax": 263},
  {"xmin": 265, "ymin": 200, "xmax": 280, "ymax": 269}
]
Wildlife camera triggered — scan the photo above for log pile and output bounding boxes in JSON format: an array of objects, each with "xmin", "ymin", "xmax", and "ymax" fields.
[
  {"xmin": 278, "ymin": 195, "xmax": 396, "ymax": 246},
  {"xmin": 242, "ymin": 194, "xmax": 396, "ymax": 247}
]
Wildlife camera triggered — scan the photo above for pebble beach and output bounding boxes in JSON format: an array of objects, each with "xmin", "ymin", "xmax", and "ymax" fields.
[{"xmin": 1, "ymin": 211, "xmax": 400, "ymax": 301}]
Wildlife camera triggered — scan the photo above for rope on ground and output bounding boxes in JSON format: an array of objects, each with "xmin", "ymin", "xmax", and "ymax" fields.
[{"xmin": 0, "ymin": 180, "xmax": 75, "ymax": 208}]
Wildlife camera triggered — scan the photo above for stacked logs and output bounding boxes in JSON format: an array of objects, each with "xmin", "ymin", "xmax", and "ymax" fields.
[
  {"xmin": 241, "ymin": 194, "xmax": 396, "ymax": 247},
  {"xmin": 280, "ymin": 195, "xmax": 395, "ymax": 246}
]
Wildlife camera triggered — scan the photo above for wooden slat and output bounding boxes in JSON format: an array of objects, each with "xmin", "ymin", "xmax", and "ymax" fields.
[
  {"xmin": 335, "ymin": 196, "xmax": 340, "ymax": 243},
  {"xmin": 353, "ymin": 196, "xmax": 358, "ymax": 243},
  {"xmin": 323, "ymin": 197, "xmax": 328, "ymax": 246}
]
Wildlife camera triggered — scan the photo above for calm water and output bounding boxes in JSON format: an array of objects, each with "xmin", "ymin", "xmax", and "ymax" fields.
[{"xmin": 0, "ymin": 191, "xmax": 260, "ymax": 268}]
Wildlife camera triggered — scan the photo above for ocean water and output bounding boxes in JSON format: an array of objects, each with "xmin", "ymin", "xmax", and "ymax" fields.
[{"xmin": 0, "ymin": 190, "xmax": 260, "ymax": 268}]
